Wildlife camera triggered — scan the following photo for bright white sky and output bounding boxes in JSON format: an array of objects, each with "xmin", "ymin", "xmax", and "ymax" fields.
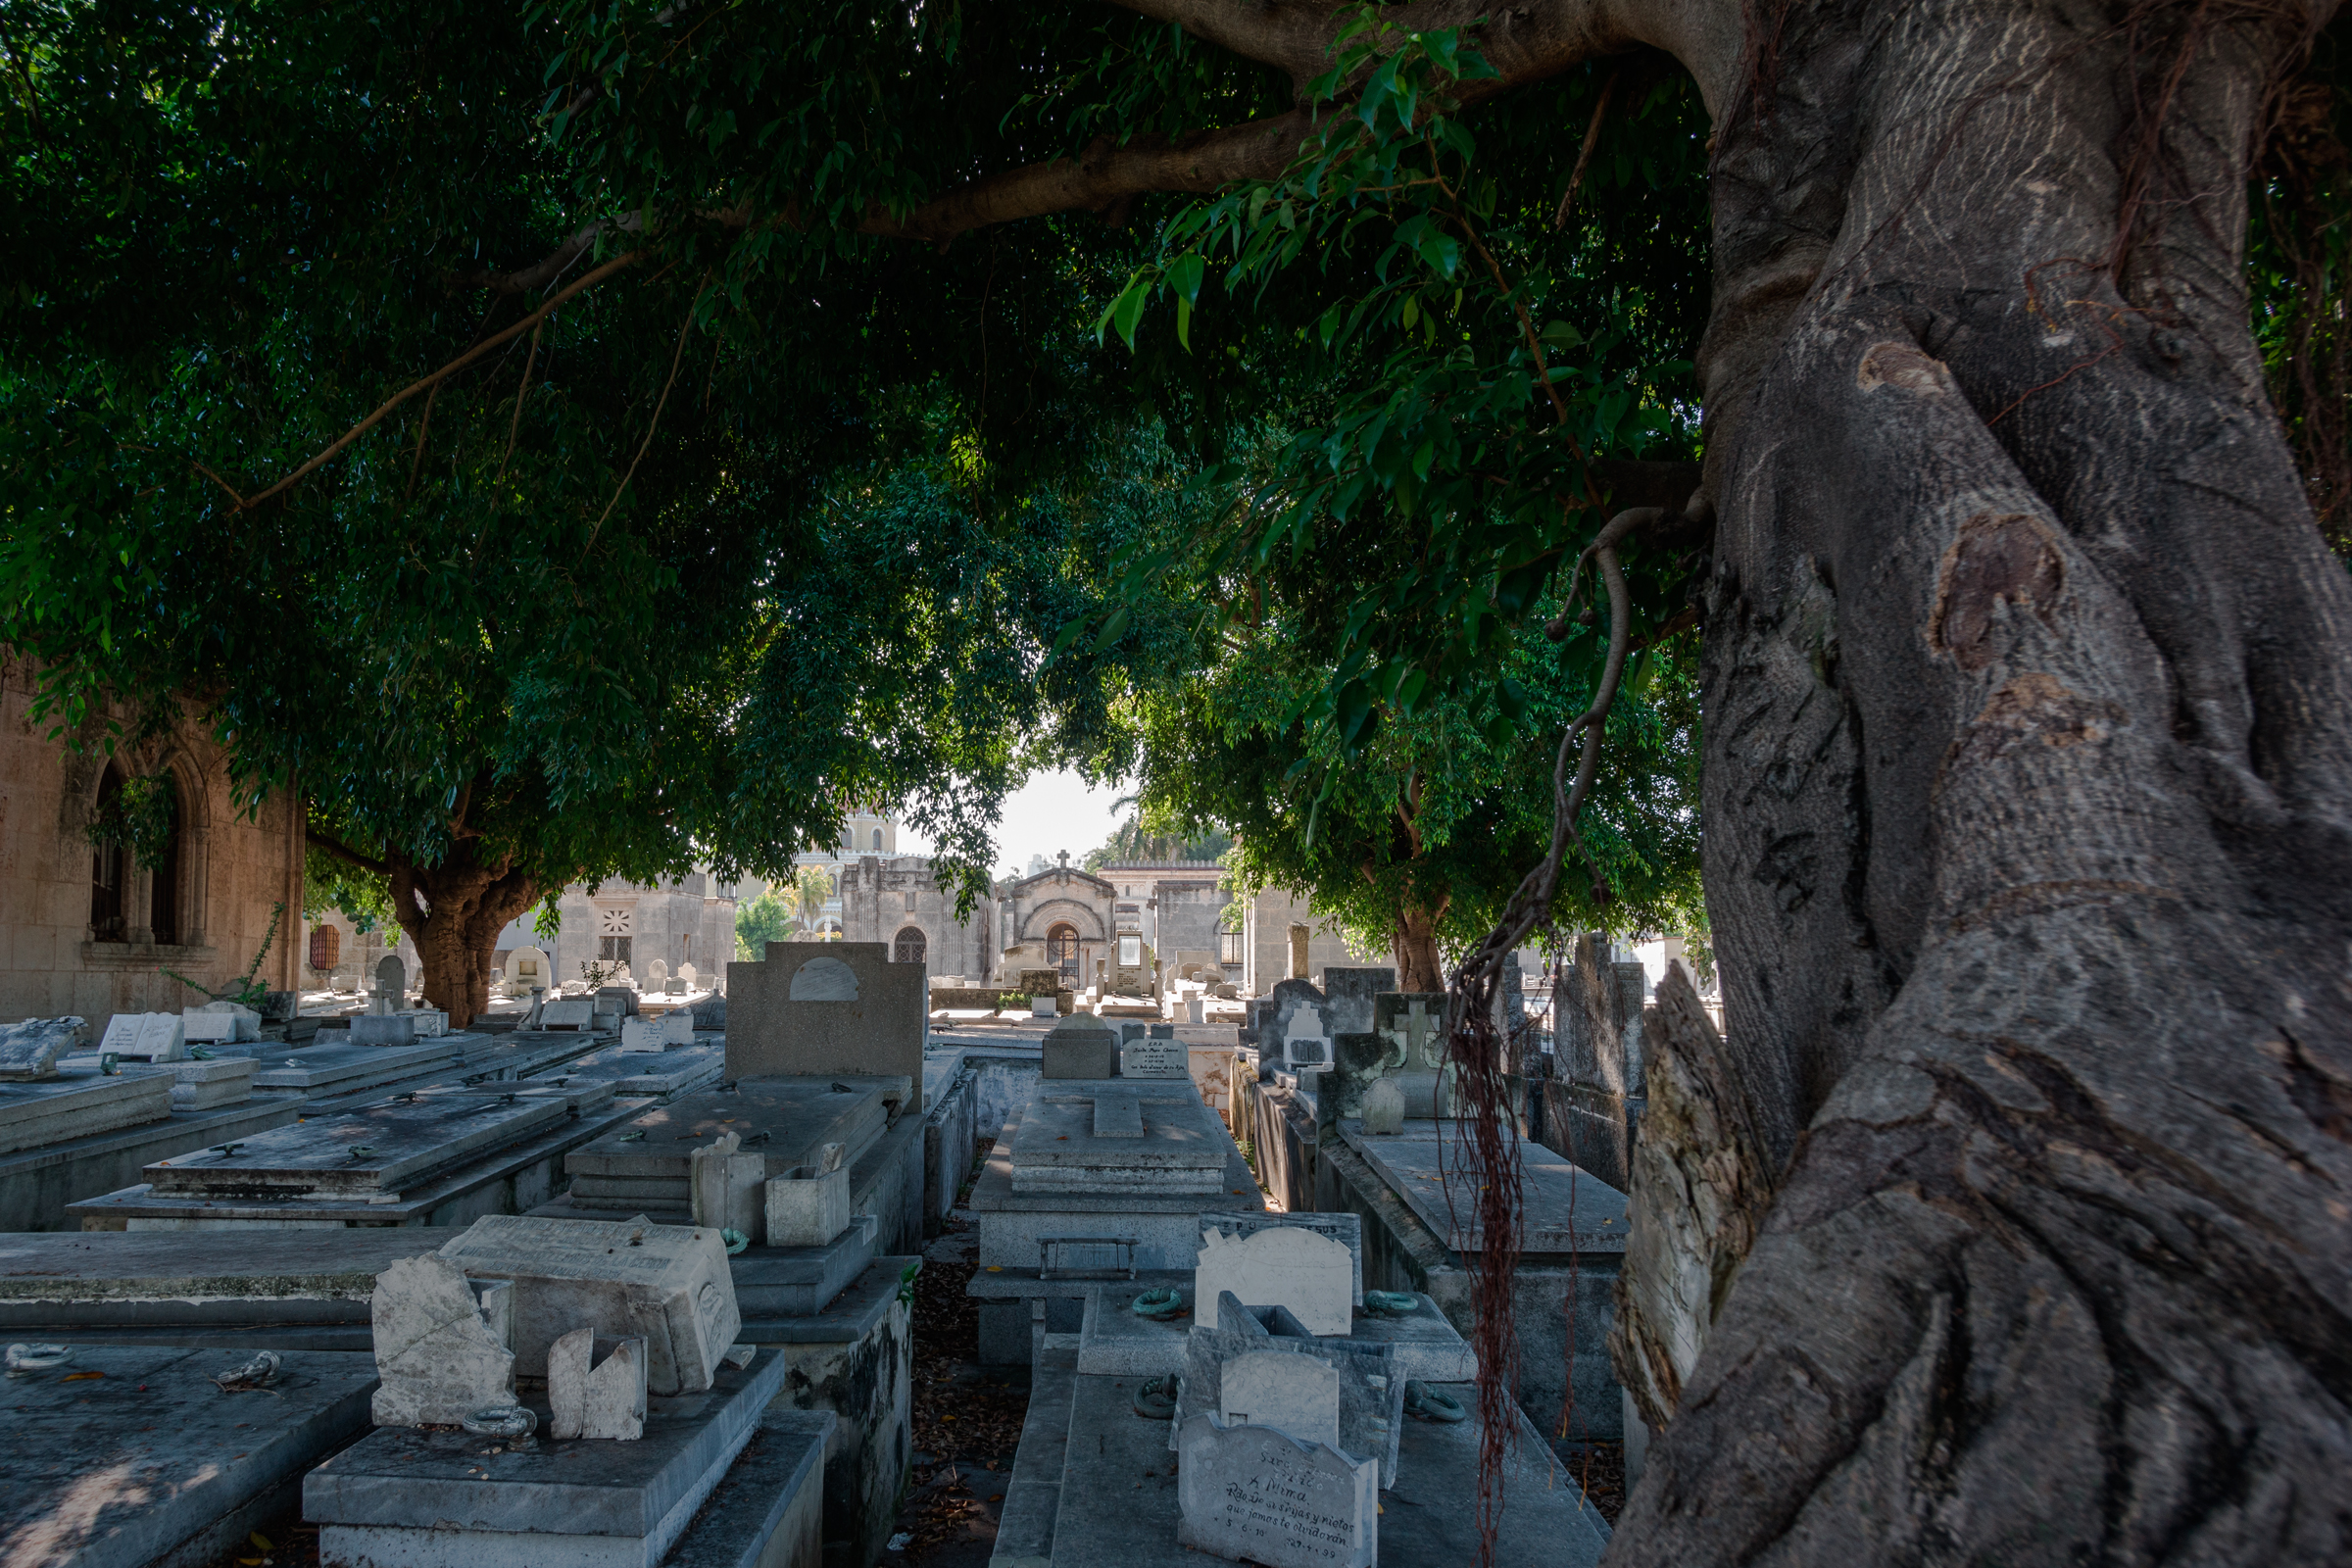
[{"xmin": 897, "ymin": 767, "xmax": 1133, "ymax": 877}]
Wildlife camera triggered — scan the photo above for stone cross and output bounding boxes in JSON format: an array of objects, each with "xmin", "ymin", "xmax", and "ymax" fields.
[
  {"xmin": 1402, "ymin": 998, "xmax": 1437, "ymax": 1069},
  {"xmin": 1039, "ymin": 1085, "xmax": 1193, "ymax": 1140},
  {"xmin": 1056, "ymin": 849, "xmax": 1070, "ymax": 869}
]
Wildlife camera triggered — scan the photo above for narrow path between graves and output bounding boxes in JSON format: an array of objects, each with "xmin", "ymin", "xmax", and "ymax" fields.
[{"xmin": 888, "ymin": 1134, "xmax": 1031, "ymax": 1565}]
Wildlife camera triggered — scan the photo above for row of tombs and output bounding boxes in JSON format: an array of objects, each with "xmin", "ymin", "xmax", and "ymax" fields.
[{"xmin": 0, "ymin": 943, "xmax": 1638, "ymax": 1568}]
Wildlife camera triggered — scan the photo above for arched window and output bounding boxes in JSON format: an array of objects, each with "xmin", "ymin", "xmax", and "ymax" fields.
[
  {"xmin": 870, "ymin": 827, "xmax": 883, "ymax": 852},
  {"xmin": 1047, "ymin": 923, "xmax": 1080, "ymax": 979},
  {"xmin": 309, "ymin": 924, "xmax": 342, "ymax": 972},
  {"xmin": 148, "ymin": 774, "xmax": 182, "ymax": 946},
  {"xmin": 89, "ymin": 763, "xmax": 127, "ymax": 943},
  {"xmin": 893, "ymin": 926, "xmax": 927, "ymax": 965}
]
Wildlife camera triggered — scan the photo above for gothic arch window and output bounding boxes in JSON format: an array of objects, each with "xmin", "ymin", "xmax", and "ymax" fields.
[
  {"xmin": 148, "ymin": 773, "xmax": 183, "ymax": 946},
  {"xmin": 893, "ymin": 926, "xmax": 927, "ymax": 965},
  {"xmin": 89, "ymin": 762, "xmax": 127, "ymax": 943},
  {"xmin": 1047, "ymin": 923, "xmax": 1079, "ymax": 979},
  {"xmin": 870, "ymin": 827, "xmax": 883, "ymax": 852}
]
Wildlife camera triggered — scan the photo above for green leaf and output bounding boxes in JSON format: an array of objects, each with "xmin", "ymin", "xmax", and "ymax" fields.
[
  {"xmin": 1092, "ymin": 607, "xmax": 1131, "ymax": 652},
  {"xmin": 1166, "ymin": 251, "xmax": 1205, "ymax": 304}
]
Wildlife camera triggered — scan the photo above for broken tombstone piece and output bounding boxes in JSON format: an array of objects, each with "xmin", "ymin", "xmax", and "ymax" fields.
[
  {"xmin": 368, "ymin": 1252, "xmax": 516, "ymax": 1427},
  {"xmin": 1176, "ymin": 1412, "xmax": 1376, "ymax": 1568},
  {"xmin": 548, "ymin": 1327, "xmax": 648, "ymax": 1441}
]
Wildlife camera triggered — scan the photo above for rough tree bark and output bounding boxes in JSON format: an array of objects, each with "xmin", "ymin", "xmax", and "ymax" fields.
[
  {"xmin": 386, "ymin": 848, "xmax": 539, "ymax": 1031},
  {"xmin": 1391, "ymin": 904, "xmax": 1447, "ymax": 993},
  {"xmin": 1605, "ymin": 0, "xmax": 2352, "ymax": 1559}
]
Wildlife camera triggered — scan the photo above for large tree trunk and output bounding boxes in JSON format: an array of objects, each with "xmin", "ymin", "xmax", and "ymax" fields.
[
  {"xmin": 1609, "ymin": 0, "xmax": 2352, "ymax": 1560},
  {"xmin": 1392, "ymin": 902, "xmax": 1447, "ymax": 992},
  {"xmin": 389, "ymin": 849, "xmax": 538, "ymax": 1030}
]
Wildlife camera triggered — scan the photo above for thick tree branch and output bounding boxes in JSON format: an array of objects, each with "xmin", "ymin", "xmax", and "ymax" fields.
[{"xmin": 307, "ymin": 823, "xmax": 391, "ymax": 877}]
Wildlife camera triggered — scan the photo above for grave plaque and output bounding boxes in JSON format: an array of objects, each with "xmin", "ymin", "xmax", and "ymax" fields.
[
  {"xmin": 438, "ymin": 1213, "xmax": 741, "ymax": 1396},
  {"xmin": 543, "ymin": 996, "xmax": 598, "ymax": 1030},
  {"xmin": 101, "ymin": 1012, "xmax": 185, "ymax": 1061},
  {"xmin": 1282, "ymin": 1012, "xmax": 1332, "ymax": 1070},
  {"xmin": 1176, "ymin": 1413, "xmax": 1376, "ymax": 1568},
  {"xmin": 661, "ymin": 1011, "xmax": 697, "ymax": 1046},
  {"xmin": 1118, "ymin": 1038, "xmax": 1189, "ymax": 1079},
  {"xmin": 0, "ymin": 1017, "xmax": 85, "ymax": 1080},
  {"xmin": 621, "ymin": 1018, "xmax": 662, "ymax": 1053}
]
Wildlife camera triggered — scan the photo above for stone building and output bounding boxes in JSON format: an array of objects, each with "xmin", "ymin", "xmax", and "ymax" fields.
[
  {"xmin": 0, "ymin": 663, "xmax": 305, "ymax": 1019},
  {"xmin": 488, "ymin": 870, "xmax": 742, "ymax": 991},
  {"xmin": 995, "ymin": 855, "xmax": 1118, "ymax": 986},
  {"xmin": 782, "ymin": 808, "xmax": 898, "ymax": 938},
  {"xmin": 838, "ymin": 856, "xmax": 993, "ymax": 979},
  {"xmin": 1094, "ymin": 859, "xmax": 1234, "ymax": 969},
  {"xmin": 1237, "ymin": 886, "xmax": 1379, "ymax": 995}
]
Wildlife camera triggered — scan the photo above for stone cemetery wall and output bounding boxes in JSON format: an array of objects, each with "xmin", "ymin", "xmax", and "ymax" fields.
[{"xmin": 0, "ymin": 668, "xmax": 304, "ymax": 1019}]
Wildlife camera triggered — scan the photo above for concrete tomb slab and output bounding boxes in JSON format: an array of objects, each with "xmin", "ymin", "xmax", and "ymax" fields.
[
  {"xmin": 396, "ymin": 1007, "xmax": 449, "ymax": 1038},
  {"xmin": 0, "ymin": 1015, "xmax": 87, "ymax": 1080},
  {"xmin": 0, "ymin": 1071, "xmax": 173, "ymax": 1156},
  {"xmin": 730, "ymin": 1213, "xmax": 878, "ymax": 1321},
  {"xmin": 248, "ymin": 1038, "xmax": 466, "ymax": 1096},
  {"xmin": 70, "ymin": 1053, "xmax": 260, "ymax": 1109},
  {"xmin": 659, "ymin": 1408, "xmax": 831, "ymax": 1568},
  {"xmin": 1340, "ymin": 1118, "xmax": 1629, "ymax": 1254},
  {"xmin": 437, "ymin": 1212, "xmax": 741, "ymax": 1395},
  {"xmin": 1009, "ymin": 1081, "xmax": 1226, "ymax": 1195},
  {"xmin": 725, "ymin": 943, "xmax": 924, "ymax": 1083},
  {"xmin": 370, "ymin": 1251, "xmax": 517, "ymax": 1426},
  {"xmin": 146, "ymin": 1094, "xmax": 569, "ymax": 1199},
  {"xmin": 1194, "ymin": 1224, "xmax": 1354, "ymax": 1335},
  {"xmin": 308, "ymin": 1345, "xmax": 790, "ymax": 1568},
  {"xmin": 564, "ymin": 1080, "xmax": 885, "ymax": 1217},
  {"xmin": 1175, "ymin": 1412, "xmax": 1376, "ymax": 1568},
  {"xmin": 551, "ymin": 1328, "xmax": 648, "ymax": 1440},
  {"xmin": 0, "ymin": 1345, "xmax": 377, "ymax": 1568}
]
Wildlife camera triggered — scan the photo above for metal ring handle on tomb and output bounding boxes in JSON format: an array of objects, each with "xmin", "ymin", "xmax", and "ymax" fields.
[
  {"xmin": 462, "ymin": 1405, "xmax": 539, "ymax": 1440},
  {"xmin": 5, "ymin": 1343, "xmax": 72, "ymax": 1372}
]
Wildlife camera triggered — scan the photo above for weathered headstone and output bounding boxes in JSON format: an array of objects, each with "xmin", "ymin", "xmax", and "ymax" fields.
[
  {"xmin": 0, "ymin": 1017, "xmax": 86, "ymax": 1080},
  {"xmin": 347, "ymin": 1013, "xmax": 417, "ymax": 1047},
  {"xmin": 184, "ymin": 1002, "xmax": 260, "ymax": 1044},
  {"xmin": 677, "ymin": 962, "xmax": 698, "ymax": 991},
  {"xmin": 647, "ymin": 959, "xmax": 670, "ymax": 984},
  {"xmin": 764, "ymin": 1147, "xmax": 852, "ymax": 1248},
  {"xmin": 689, "ymin": 1132, "xmax": 767, "ymax": 1242},
  {"xmin": 1119, "ymin": 1037, "xmax": 1189, "ymax": 1079},
  {"xmin": 621, "ymin": 1017, "xmax": 662, "ymax": 1052},
  {"xmin": 1281, "ymin": 1010, "xmax": 1332, "ymax": 1070},
  {"xmin": 1178, "ymin": 1291, "xmax": 1404, "ymax": 1489},
  {"xmin": 1359, "ymin": 1077, "xmax": 1405, "ymax": 1135},
  {"xmin": 1373, "ymin": 992, "xmax": 1450, "ymax": 1115},
  {"xmin": 1196, "ymin": 1211, "xmax": 1364, "ymax": 1305},
  {"xmin": 437, "ymin": 1213, "xmax": 741, "ymax": 1396},
  {"xmin": 724, "ymin": 943, "xmax": 925, "ymax": 1082},
  {"xmin": 548, "ymin": 1328, "xmax": 648, "ymax": 1441},
  {"xmin": 371, "ymin": 956, "xmax": 407, "ymax": 1016},
  {"xmin": 1220, "ymin": 1348, "xmax": 1343, "ymax": 1449},
  {"xmin": 508, "ymin": 946, "xmax": 550, "ymax": 994},
  {"xmin": 661, "ymin": 1010, "xmax": 697, "ymax": 1047},
  {"xmin": 1195, "ymin": 1225, "xmax": 1354, "ymax": 1335},
  {"xmin": 1041, "ymin": 1013, "xmax": 1118, "ymax": 1080},
  {"xmin": 597, "ymin": 984, "xmax": 641, "ymax": 1017},
  {"xmin": 394, "ymin": 1007, "xmax": 448, "ymax": 1039},
  {"xmin": 369, "ymin": 1252, "xmax": 516, "ymax": 1427},
  {"xmin": 1176, "ymin": 1413, "xmax": 1377, "ymax": 1568},
  {"xmin": 542, "ymin": 996, "xmax": 597, "ymax": 1030}
]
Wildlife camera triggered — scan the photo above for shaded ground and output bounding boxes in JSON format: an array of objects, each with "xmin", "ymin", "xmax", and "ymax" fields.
[{"xmin": 887, "ymin": 1135, "xmax": 1031, "ymax": 1565}]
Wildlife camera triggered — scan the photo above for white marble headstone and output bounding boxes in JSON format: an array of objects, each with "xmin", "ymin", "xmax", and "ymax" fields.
[
  {"xmin": 620, "ymin": 1017, "xmax": 661, "ymax": 1053},
  {"xmin": 101, "ymin": 1013, "xmax": 186, "ymax": 1061},
  {"xmin": 1282, "ymin": 1014, "xmax": 1332, "ymax": 1069},
  {"xmin": 1195, "ymin": 1225, "xmax": 1354, "ymax": 1336},
  {"xmin": 1220, "ymin": 1348, "xmax": 1342, "ymax": 1449},
  {"xmin": 1176, "ymin": 1413, "xmax": 1376, "ymax": 1568},
  {"xmin": 677, "ymin": 963, "xmax": 698, "ymax": 990}
]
